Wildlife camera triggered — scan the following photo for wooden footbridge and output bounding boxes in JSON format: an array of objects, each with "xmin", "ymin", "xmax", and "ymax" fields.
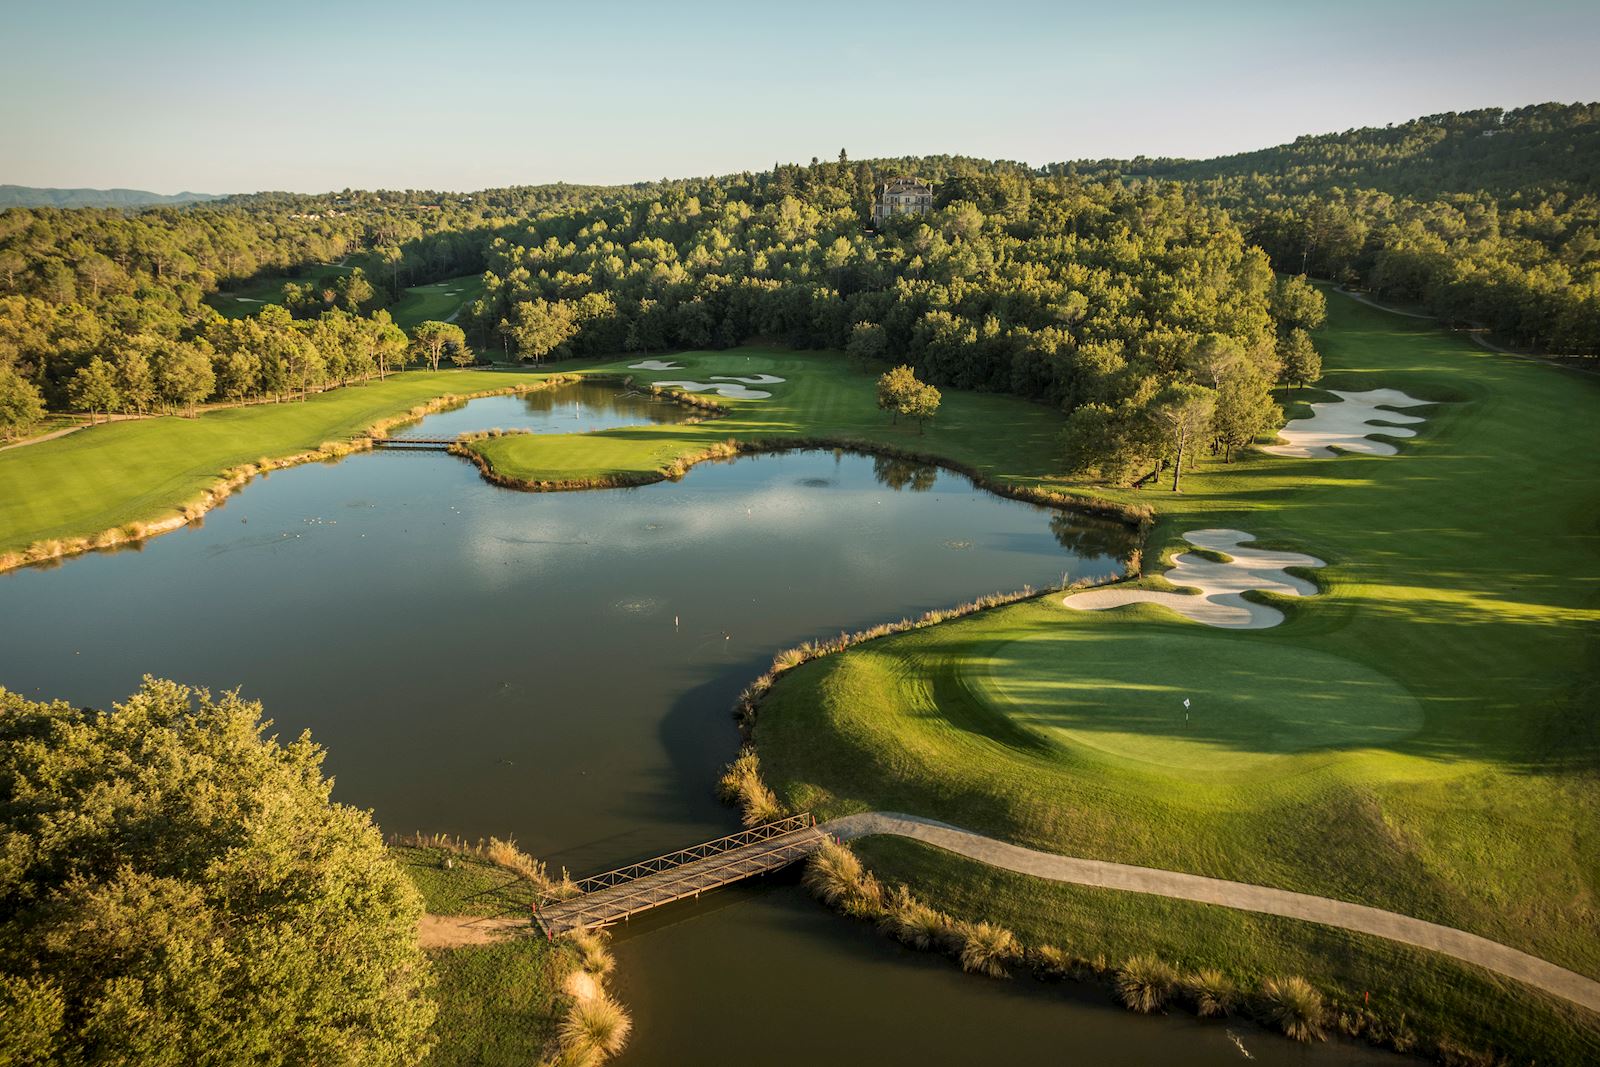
[
  {"xmin": 535, "ymin": 813, "xmax": 825, "ymax": 937},
  {"xmin": 372, "ymin": 436, "xmax": 456, "ymax": 452}
]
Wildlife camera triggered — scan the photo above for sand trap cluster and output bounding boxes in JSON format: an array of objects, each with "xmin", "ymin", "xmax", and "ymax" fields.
[
  {"xmin": 652, "ymin": 374, "xmax": 787, "ymax": 399},
  {"xmin": 1063, "ymin": 529, "xmax": 1324, "ymax": 629},
  {"xmin": 1262, "ymin": 388, "xmax": 1431, "ymax": 459},
  {"xmin": 628, "ymin": 359, "xmax": 684, "ymax": 371}
]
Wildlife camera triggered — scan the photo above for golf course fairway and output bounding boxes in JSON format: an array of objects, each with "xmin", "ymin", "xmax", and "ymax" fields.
[{"xmin": 754, "ymin": 289, "xmax": 1600, "ymax": 1061}]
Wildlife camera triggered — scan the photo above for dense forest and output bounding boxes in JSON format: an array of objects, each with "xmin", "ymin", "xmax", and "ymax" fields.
[
  {"xmin": 2, "ymin": 102, "xmax": 1593, "ymax": 483},
  {"xmin": 1075, "ymin": 103, "xmax": 1600, "ymax": 353}
]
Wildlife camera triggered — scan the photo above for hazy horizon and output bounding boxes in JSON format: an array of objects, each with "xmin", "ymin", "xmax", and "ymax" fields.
[{"xmin": 4, "ymin": 0, "xmax": 1598, "ymax": 195}]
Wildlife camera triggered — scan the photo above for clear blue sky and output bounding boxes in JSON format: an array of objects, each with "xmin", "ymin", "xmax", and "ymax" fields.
[{"xmin": 3, "ymin": 0, "xmax": 1596, "ymax": 194}]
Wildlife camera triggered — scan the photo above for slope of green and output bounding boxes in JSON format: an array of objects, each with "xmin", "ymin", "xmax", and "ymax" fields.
[
  {"xmin": 755, "ymin": 292, "xmax": 1600, "ymax": 1054},
  {"xmin": 389, "ymin": 274, "xmax": 486, "ymax": 331},
  {"xmin": 0, "ymin": 369, "xmax": 554, "ymax": 555},
  {"xmin": 471, "ymin": 347, "xmax": 1077, "ymax": 492}
]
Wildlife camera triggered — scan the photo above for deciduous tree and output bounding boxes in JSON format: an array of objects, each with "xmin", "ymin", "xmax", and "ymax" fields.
[
  {"xmin": 410, "ymin": 321, "xmax": 468, "ymax": 372},
  {"xmin": 1279, "ymin": 328, "xmax": 1322, "ymax": 391},
  {"xmin": 0, "ymin": 680, "xmax": 436, "ymax": 1067},
  {"xmin": 0, "ymin": 365, "xmax": 45, "ymax": 438},
  {"xmin": 68, "ymin": 356, "xmax": 120, "ymax": 422}
]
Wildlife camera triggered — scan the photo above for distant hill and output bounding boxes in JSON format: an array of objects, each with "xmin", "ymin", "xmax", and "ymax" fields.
[
  {"xmin": 1074, "ymin": 102, "xmax": 1600, "ymax": 203},
  {"xmin": 0, "ymin": 185, "xmax": 226, "ymax": 209}
]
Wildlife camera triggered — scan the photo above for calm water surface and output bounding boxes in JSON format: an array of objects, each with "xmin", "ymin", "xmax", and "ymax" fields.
[
  {"xmin": 388, "ymin": 379, "xmax": 684, "ymax": 439},
  {"xmin": 0, "ymin": 385, "xmax": 1398, "ymax": 1066}
]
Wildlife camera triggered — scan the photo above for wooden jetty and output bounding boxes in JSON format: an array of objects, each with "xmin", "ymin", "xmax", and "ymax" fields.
[{"xmin": 535, "ymin": 814, "xmax": 825, "ymax": 936}]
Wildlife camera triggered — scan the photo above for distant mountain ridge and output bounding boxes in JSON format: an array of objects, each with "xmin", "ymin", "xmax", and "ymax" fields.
[{"xmin": 0, "ymin": 185, "xmax": 225, "ymax": 209}]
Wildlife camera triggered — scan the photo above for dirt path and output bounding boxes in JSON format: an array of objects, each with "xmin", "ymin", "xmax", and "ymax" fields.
[
  {"xmin": 416, "ymin": 913, "xmax": 530, "ymax": 949},
  {"xmin": 826, "ymin": 812, "xmax": 1600, "ymax": 1015},
  {"xmin": 0, "ymin": 414, "xmax": 147, "ymax": 454},
  {"xmin": 1335, "ymin": 287, "xmax": 1434, "ymax": 319}
]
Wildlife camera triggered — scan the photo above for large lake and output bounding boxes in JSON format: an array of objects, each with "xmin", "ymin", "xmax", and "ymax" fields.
[{"xmin": 0, "ymin": 383, "xmax": 1398, "ymax": 1065}]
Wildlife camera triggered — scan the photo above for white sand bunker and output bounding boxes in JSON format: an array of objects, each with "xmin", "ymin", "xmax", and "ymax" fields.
[
  {"xmin": 629, "ymin": 359, "xmax": 684, "ymax": 371},
  {"xmin": 1064, "ymin": 529, "xmax": 1325, "ymax": 629},
  {"xmin": 1262, "ymin": 388, "xmax": 1430, "ymax": 459},
  {"xmin": 654, "ymin": 374, "xmax": 786, "ymax": 400}
]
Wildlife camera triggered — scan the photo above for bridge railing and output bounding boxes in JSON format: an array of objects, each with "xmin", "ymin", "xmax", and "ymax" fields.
[{"xmin": 566, "ymin": 813, "xmax": 815, "ymax": 896}]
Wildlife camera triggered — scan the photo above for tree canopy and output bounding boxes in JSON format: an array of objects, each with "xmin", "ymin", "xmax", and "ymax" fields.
[{"xmin": 0, "ymin": 680, "xmax": 436, "ymax": 1067}]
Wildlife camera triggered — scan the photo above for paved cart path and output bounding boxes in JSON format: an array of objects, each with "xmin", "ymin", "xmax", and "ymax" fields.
[{"xmin": 827, "ymin": 811, "xmax": 1600, "ymax": 1015}]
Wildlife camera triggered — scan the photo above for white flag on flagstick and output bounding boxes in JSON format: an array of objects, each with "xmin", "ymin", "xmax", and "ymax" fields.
[{"xmin": 1183, "ymin": 698, "xmax": 1191, "ymax": 708}]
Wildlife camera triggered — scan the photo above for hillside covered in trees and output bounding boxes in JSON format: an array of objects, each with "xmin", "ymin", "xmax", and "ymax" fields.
[
  {"xmin": 1076, "ymin": 103, "xmax": 1600, "ymax": 353},
  {"xmin": 1, "ymin": 103, "xmax": 1593, "ymax": 484}
]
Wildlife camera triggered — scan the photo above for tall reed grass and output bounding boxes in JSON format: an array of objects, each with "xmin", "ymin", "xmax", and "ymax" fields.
[
  {"xmin": 390, "ymin": 831, "xmax": 577, "ymax": 899},
  {"xmin": 1260, "ymin": 976, "xmax": 1326, "ymax": 1043},
  {"xmin": 557, "ymin": 991, "xmax": 632, "ymax": 1060},
  {"xmin": 1116, "ymin": 955, "xmax": 1178, "ymax": 1013}
]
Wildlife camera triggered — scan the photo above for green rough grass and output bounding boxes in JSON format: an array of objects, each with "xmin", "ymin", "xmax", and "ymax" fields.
[
  {"xmin": 389, "ymin": 274, "xmax": 486, "ymax": 331},
  {"xmin": 856, "ymin": 836, "xmax": 1600, "ymax": 1064},
  {"xmin": 424, "ymin": 939, "xmax": 569, "ymax": 1067},
  {"xmin": 392, "ymin": 845, "xmax": 573, "ymax": 1067},
  {"xmin": 471, "ymin": 347, "xmax": 1077, "ymax": 491},
  {"xmin": 391, "ymin": 844, "xmax": 541, "ymax": 918},
  {"xmin": 756, "ymin": 292, "xmax": 1600, "ymax": 1057},
  {"xmin": 205, "ymin": 262, "xmax": 354, "ymax": 317},
  {"xmin": 0, "ymin": 368, "xmax": 557, "ymax": 554}
]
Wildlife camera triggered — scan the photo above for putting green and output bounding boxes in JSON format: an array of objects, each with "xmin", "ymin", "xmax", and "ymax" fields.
[{"xmin": 972, "ymin": 629, "xmax": 1423, "ymax": 773}]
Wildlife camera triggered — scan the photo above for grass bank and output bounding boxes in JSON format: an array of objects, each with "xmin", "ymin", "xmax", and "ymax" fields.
[
  {"xmin": 752, "ymin": 291, "xmax": 1600, "ymax": 1061},
  {"xmin": 394, "ymin": 841, "xmax": 630, "ymax": 1067},
  {"xmin": 0, "ymin": 368, "xmax": 565, "ymax": 566}
]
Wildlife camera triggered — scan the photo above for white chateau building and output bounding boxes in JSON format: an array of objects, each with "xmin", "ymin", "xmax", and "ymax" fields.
[{"xmin": 872, "ymin": 177, "xmax": 933, "ymax": 225}]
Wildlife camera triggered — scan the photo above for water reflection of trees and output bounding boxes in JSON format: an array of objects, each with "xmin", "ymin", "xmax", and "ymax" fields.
[
  {"xmin": 1050, "ymin": 512, "xmax": 1139, "ymax": 560},
  {"xmin": 873, "ymin": 455, "xmax": 938, "ymax": 492},
  {"xmin": 520, "ymin": 382, "xmax": 666, "ymax": 419}
]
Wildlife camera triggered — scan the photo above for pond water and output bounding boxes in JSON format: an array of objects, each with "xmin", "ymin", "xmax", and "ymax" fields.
[
  {"xmin": 387, "ymin": 379, "xmax": 686, "ymax": 440},
  {"xmin": 0, "ymin": 384, "xmax": 1398, "ymax": 1066}
]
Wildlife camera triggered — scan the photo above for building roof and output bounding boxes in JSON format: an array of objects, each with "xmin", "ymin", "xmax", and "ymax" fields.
[{"xmin": 879, "ymin": 177, "xmax": 933, "ymax": 194}]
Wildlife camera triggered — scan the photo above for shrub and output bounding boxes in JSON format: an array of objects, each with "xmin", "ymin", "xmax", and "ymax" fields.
[
  {"xmin": 558, "ymin": 991, "xmax": 631, "ymax": 1060},
  {"xmin": 1183, "ymin": 968, "xmax": 1239, "ymax": 1017},
  {"xmin": 568, "ymin": 930, "xmax": 615, "ymax": 977},
  {"xmin": 838, "ymin": 872, "xmax": 887, "ymax": 920},
  {"xmin": 885, "ymin": 892, "xmax": 951, "ymax": 951},
  {"xmin": 1115, "ymin": 955, "xmax": 1178, "ymax": 1013},
  {"xmin": 1028, "ymin": 944, "xmax": 1071, "ymax": 980},
  {"xmin": 955, "ymin": 921, "xmax": 1020, "ymax": 979},
  {"xmin": 486, "ymin": 836, "xmax": 555, "ymax": 886},
  {"xmin": 716, "ymin": 748, "xmax": 762, "ymax": 803},
  {"xmin": 735, "ymin": 776, "xmax": 784, "ymax": 826},
  {"xmin": 803, "ymin": 841, "xmax": 867, "ymax": 907},
  {"xmin": 1260, "ymin": 976, "xmax": 1326, "ymax": 1043}
]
